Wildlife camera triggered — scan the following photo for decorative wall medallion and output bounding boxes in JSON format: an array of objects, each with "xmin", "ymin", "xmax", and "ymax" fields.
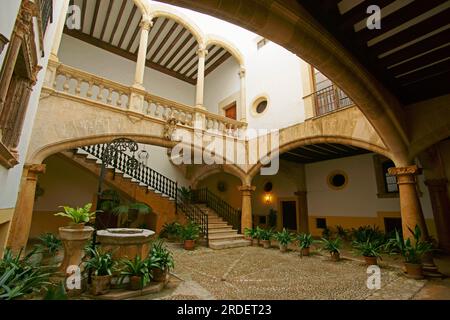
[{"xmin": 163, "ymin": 118, "xmax": 178, "ymax": 140}]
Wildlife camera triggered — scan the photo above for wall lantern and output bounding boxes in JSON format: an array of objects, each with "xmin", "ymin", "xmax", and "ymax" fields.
[{"xmin": 263, "ymin": 193, "xmax": 273, "ymax": 205}]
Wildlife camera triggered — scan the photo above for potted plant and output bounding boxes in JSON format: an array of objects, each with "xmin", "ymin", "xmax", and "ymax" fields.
[
  {"xmin": 385, "ymin": 225, "xmax": 433, "ymax": 279},
  {"xmin": 119, "ymin": 255, "xmax": 151, "ymax": 290},
  {"xmin": 161, "ymin": 222, "xmax": 182, "ymax": 241},
  {"xmin": 179, "ymin": 221, "xmax": 200, "ymax": 250},
  {"xmin": 178, "ymin": 187, "xmax": 192, "ymax": 203},
  {"xmin": 321, "ymin": 237, "xmax": 342, "ymax": 261},
  {"xmin": 258, "ymin": 228, "xmax": 273, "ymax": 249},
  {"xmin": 245, "ymin": 227, "xmax": 259, "ymax": 246},
  {"xmin": 297, "ymin": 233, "xmax": 314, "ymax": 257},
  {"xmin": 244, "ymin": 227, "xmax": 253, "ymax": 241},
  {"xmin": 55, "ymin": 203, "xmax": 97, "ymax": 274},
  {"xmin": 149, "ymin": 239, "xmax": 174, "ymax": 283},
  {"xmin": 84, "ymin": 247, "xmax": 116, "ymax": 295},
  {"xmin": 352, "ymin": 239, "xmax": 384, "ymax": 265},
  {"xmin": 35, "ymin": 233, "xmax": 62, "ymax": 265},
  {"xmin": 274, "ymin": 228, "xmax": 293, "ymax": 252}
]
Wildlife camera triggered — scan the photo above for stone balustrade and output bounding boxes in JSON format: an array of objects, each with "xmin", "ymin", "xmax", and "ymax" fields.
[{"xmin": 44, "ymin": 59, "xmax": 246, "ymax": 136}]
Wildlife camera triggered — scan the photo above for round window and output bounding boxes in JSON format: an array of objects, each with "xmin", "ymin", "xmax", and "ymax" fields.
[
  {"xmin": 263, "ymin": 181, "xmax": 273, "ymax": 192},
  {"xmin": 256, "ymin": 100, "xmax": 268, "ymax": 114},
  {"xmin": 327, "ymin": 171, "xmax": 348, "ymax": 190}
]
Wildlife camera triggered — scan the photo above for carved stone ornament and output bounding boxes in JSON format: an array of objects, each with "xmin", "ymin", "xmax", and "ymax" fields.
[{"xmin": 163, "ymin": 118, "xmax": 178, "ymax": 140}]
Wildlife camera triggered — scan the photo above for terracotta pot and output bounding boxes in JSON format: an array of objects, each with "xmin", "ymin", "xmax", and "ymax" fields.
[
  {"xmin": 129, "ymin": 276, "xmax": 142, "ymax": 290},
  {"xmin": 301, "ymin": 247, "xmax": 310, "ymax": 256},
  {"xmin": 279, "ymin": 244, "xmax": 287, "ymax": 252},
  {"xmin": 252, "ymin": 238, "xmax": 259, "ymax": 246},
  {"xmin": 330, "ymin": 251, "xmax": 340, "ymax": 261},
  {"xmin": 261, "ymin": 240, "xmax": 270, "ymax": 249},
  {"xmin": 152, "ymin": 267, "xmax": 168, "ymax": 282},
  {"xmin": 68, "ymin": 223, "xmax": 86, "ymax": 230},
  {"xmin": 364, "ymin": 256, "xmax": 378, "ymax": 266},
  {"xmin": 404, "ymin": 263, "xmax": 424, "ymax": 279},
  {"xmin": 184, "ymin": 240, "xmax": 195, "ymax": 250},
  {"xmin": 91, "ymin": 275, "xmax": 112, "ymax": 295}
]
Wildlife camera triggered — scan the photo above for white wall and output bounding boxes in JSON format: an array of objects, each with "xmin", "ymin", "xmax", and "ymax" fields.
[
  {"xmin": 0, "ymin": 0, "xmax": 21, "ymax": 68},
  {"xmin": 58, "ymin": 34, "xmax": 196, "ymax": 106},
  {"xmin": 0, "ymin": 0, "xmax": 66, "ymax": 210},
  {"xmin": 305, "ymin": 153, "xmax": 433, "ymax": 218},
  {"xmin": 204, "ymin": 58, "xmax": 240, "ymax": 114}
]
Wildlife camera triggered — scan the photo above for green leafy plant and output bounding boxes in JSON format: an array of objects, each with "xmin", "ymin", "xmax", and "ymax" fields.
[
  {"xmin": 321, "ymin": 237, "xmax": 341, "ymax": 254},
  {"xmin": 351, "ymin": 225, "xmax": 385, "ymax": 243},
  {"xmin": 55, "ymin": 203, "xmax": 97, "ymax": 225},
  {"xmin": 322, "ymin": 227, "xmax": 333, "ymax": 240},
  {"xmin": 35, "ymin": 233, "xmax": 62, "ymax": 256},
  {"xmin": 352, "ymin": 239, "xmax": 384, "ymax": 259},
  {"xmin": 258, "ymin": 228, "xmax": 273, "ymax": 241},
  {"xmin": 179, "ymin": 221, "xmax": 201, "ymax": 241},
  {"xmin": 385, "ymin": 225, "xmax": 433, "ymax": 264},
  {"xmin": 149, "ymin": 239, "xmax": 174, "ymax": 271},
  {"xmin": 43, "ymin": 281, "xmax": 68, "ymax": 300},
  {"xmin": 178, "ymin": 187, "xmax": 192, "ymax": 202},
  {"xmin": 297, "ymin": 233, "xmax": 314, "ymax": 250},
  {"xmin": 160, "ymin": 222, "xmax": 182, "ymax": 239},
  {"xmin": 244, "ymin": 227, "xmax": 258, "ymax": 239},
  {"xmin": 0, "ymin": 248, "xmax": 52, "ymax": 300},
  {"xmin": 274, "ymin": 228, "xmax": 294, "ymax": 246},
  {"xmin": 336, "ymin": 225, "xmax": 350, "ymax": 241},
  {"xmin": 119, "ymin": 255, "xmax": 152, "ymax": 288},
  {"xmin": 84, "ymin": 247, "xmax": 116, "ymax": 276}
]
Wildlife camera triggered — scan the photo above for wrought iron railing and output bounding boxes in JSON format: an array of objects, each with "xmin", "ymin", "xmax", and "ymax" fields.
[
  {"xmin": 176, "ymin": 197, "xmax": 209, "ymax": 242},
  {"xmin": 81, "ymin": 144, "xmax": 178, "ymax": 200},
  {"xmin": 193, "ymin": 188, "xmax": 242, "ymax": 233},
  {"xmin": 313, "ymin": 84, "xmax": 353, "ymax": 116},
  {"xmin": 40, "ymin": 0, "xmax": 53, "ymax": 35}
]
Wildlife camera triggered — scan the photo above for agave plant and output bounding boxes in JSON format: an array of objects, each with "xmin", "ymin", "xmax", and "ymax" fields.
[
  {"xmin": 321, "ymin": 237, "xmax": 342, "ymax": 254},
  {"xmin": 84, "ymin": 247, "xmax": 116, "ymax": 276},
  {"xmin": 297, "ymin": 233, "xmax": 314, "ymax": 250},
  {"xmin": 119, "ymin": 255, "xmax": 152, "ymax": 288},
  {"xmin": 352, "ymin": 239, "xmax": 384, "ymax": 259},
  {"xmin": 54, "ymin": 203, "xmax": 98, "ymax": 225},
  {"xmin": 274, "ymin": 229, "xmax": 294, "ymax": 246}
]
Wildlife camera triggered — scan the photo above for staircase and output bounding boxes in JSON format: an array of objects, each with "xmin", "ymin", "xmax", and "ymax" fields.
[{"xmin": 197, "ymin": 204, "xmax": 251, "ymax": 249}]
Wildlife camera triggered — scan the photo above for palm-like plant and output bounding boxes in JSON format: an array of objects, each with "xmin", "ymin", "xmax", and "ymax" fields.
[
  {"xmin": 258, "ymin": 228, "xmax": 274, "ymax": 241},
  {"xmin": 178, "ymin": 187, "xmax": 192, "ymax": 203},
  {"xmin": 160, "ymin": 222, "xmax": 181, "ymax": 239},
  {"xmin": 244, "ymin": 227, "xmax": 258, "ymax": 239},
  {"xmin": 274, "ymin": 229, "xmax": 294, "ymax": 246},
  {"xmin": 179, "ymin": 222, "xmax": 201, "ymax": 241},
  {"xmin": 297, "ymin": 233, "xmax": 314, "ymax": 250},
  {"xmin": 84, "ymin": 247, "xmax": 116, "ymax": 276},
  {"xmin": 119, "ymin": 256, "xmax": 152, "ymax": 289},
  {"xmin": 352, "ymin": 239, "xmax": 384, "ymax": 259},
  {"xmin": 321, "ymin": 237, "xmax": 342, "ymax": 254},
  {"xmin": 55, "ymin": 203, "xmax": 97, "ymax": 225}
]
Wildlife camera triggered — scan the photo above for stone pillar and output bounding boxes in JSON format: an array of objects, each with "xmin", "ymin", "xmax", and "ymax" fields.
[
  {"xmin": 6, "ymin": 164, "xmax": 46, "ymax": 253},
  {"xmin": 294, "ymin": 191, "xmax": 309, "ymax": 233},
  {"xmin": 195, "ymin": 47, "xmax": 208, "ymax": 108},
  {"xmin": 238, "ymin": 67, "xmax": 247, "ymax": 122},
  {"xmin": 388, "ymin": 165, "xmax": 429, "ymax": 241},
  {"xmin": 238, "ymin": 185, "xmax": 255, "ymax": 233},
  {"xmin": 133, "ymin": 18, "xmax": 152, "ymax": 90},
  {"xmin": 50, "ymin": 0, "xmax": 70, "ymax": 61},
  {"xmin": 425, "ymin": 179, "xmax": 450, "ymax": 253}
]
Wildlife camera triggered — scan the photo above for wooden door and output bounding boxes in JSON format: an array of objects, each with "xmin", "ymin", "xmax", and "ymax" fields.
[
  {"xmin": 281, "ymin": 201, "xmax": 297, "ymax": 231},
  {"xmin": 224, "ymin": 102, "xmax": 237, "ymax": 120}
]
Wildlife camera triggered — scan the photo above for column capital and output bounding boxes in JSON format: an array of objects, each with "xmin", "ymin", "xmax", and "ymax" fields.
[
  {"xmin": 238, "ymin": 185, "xmax": 256, "ymax": 193},
  {"xmin": 140, "ymin": 19, "xmax": 153, "ymax": 31},
  {"xmin": 196, "ymin": 48, "xmax": 208, "ymax": 58},
  {"xmin": 24, "ymin": 163, "xmax": 46, "ymax": 175},
  {"xmin": 238, "ymin": 67, "xmax": 246, "ymax": 78},
  {"xmin": 388, "ymin": 165, "xmax": 422, "ymax": 177}
]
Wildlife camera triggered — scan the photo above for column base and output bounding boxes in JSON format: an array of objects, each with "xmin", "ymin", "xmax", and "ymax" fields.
[{"xmin": 132, "ymin": 83, "xmax": 145, "ymax": 91}]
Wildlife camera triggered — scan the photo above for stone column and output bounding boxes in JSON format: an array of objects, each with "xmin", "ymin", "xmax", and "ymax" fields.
[
  {"xmin": 6, "ymin": 164, "xmax": 46, "ymax": 253},
  {"xmin": 294, "ymin": 191, "xmax": 309, "ymax": 233},
  {"xmin": 50, "ymin": 0, "xmax": 70, "ymax": 61},
  {"xmin": 238, "ymin": 67, "xmax": 247, "ymax": 122},
  {"xmin": 388, "ymin": 165, "xmax": 429, "ymax": 241},
  {"xmin": 133, "ymin": 18, "xmax": 153, "ymax": 89},
  {"xmin": 238, "ymin": 185, "xmax": 255, "ymax": 233},
  {"xmin": 425, "ymin": 179, "xmax": 450, "ymax": 253},
  {"xmin": 195, "ymin": 47, "xmax": 208, "ymax": 109}
]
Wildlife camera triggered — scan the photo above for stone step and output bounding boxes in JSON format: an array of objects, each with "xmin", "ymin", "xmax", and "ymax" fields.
[
  {"xmin": 207, "ymin": 222, "xmax": 230, "ymax": 228},
  {"xmin": 208, "ymin": 224, "xmax": 232, "ymax": 230},
  {"xmin": 208, "ymin": 233, "xmax": 245, "ymax": 241},
  {"xmin": 208, "ymin": 229, "xmax": 238, "ymax": 235},
  {"xmin": 208, "ymin": 239, "xmax": 251, "ymax": 250}
]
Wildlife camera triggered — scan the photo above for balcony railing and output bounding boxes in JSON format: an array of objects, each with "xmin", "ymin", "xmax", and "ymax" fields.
[
  {"xmin": 39, "ymin": 0, "xmax": 53, "ymax": 35},
  {"xmin": 313, "ymin": 84, "xmax": 354, "ymax": 116},
  {"xmin": 45, "ymin": 61, "xmax": 247, "ymax": 136}
]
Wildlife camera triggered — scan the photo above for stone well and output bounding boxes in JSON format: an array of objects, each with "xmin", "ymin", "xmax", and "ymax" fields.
[{"xmin": 96, "ymin": 228, "xmax": 155, "ymax": 260}]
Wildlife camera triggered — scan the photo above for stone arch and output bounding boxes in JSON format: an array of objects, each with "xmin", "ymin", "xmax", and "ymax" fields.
[
  {"xmin": 190, "ymin": 164, "xmax": 247, "ymax": 189},
  {"xmin": 205, "ymin": 35, "xmax": 245, "ymax": 66},
  {"xmin": 248, "ymin": 135, "xmax": 393, "ymax": 179},
  {"xmin": 148, "ymin": 4, "xmax": 206, "ymax": 46},
  {"xmin": 132, "ymin": 0, "xmax": 151, "ymax": 18}
]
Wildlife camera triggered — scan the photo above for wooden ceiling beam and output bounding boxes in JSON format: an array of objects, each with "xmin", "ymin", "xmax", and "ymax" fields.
[
  {"xmin": 108, "ymin": 0, "xmax": 127, "ymax": 43},
  {"xmin": 100, "ymin": 0, "xmax": 115, "ymax": 41},
  {"xmin": 171, "ymin": 41, "xmax": 198, "ymax": 71},
  {"xmin": 162, "ymin": 33, "xmax": 193, "ymax": 68},
  {"xmin": 89, "ymin": 0, "xmax": 101, "ymax": 36},
  {"xmin": 149, "ymin": 22, "xmax": 178, "ymax": 62},
  {"xmin": 145, "ymin": 18, "xmax": 169, "ymax": 55},
  {"xmin": 205, "ymin": 51, "xmax": 231, "ymax": 76},
  {"xmin": 118, "ymin": 5, "xmax": 138, "ymax": 48},
  {"xmin": 64, "ymin": 28, "xmax": 196, "ymax": 85},
  {"xmin": 126, "ymin": 16, "xmax": 142, "ymax": 52},
  {"xmin": 176, "ymin": 50, "xmax": 198, "ymax": 75},
  {"xmin": 156, "ymin": 28, "xmax": 187, "ymax": 65},
  {"xmin": 340, "ymin": 0, "xmax": 395, "ymax": 31},
  {"xmin": 81, "ymin": 0, "xmax": 87, "ymax": 31}
]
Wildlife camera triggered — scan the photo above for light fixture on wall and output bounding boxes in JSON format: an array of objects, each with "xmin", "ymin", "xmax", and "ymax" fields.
[{"xmin": 263, "ymin": 193, "xmax": 273, "ymax": 205}]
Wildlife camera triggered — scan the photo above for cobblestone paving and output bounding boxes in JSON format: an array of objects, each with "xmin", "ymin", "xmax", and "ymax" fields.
[{"xmin": 161, "ymin": 243, "xmax": 428, "ymax": 300}]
